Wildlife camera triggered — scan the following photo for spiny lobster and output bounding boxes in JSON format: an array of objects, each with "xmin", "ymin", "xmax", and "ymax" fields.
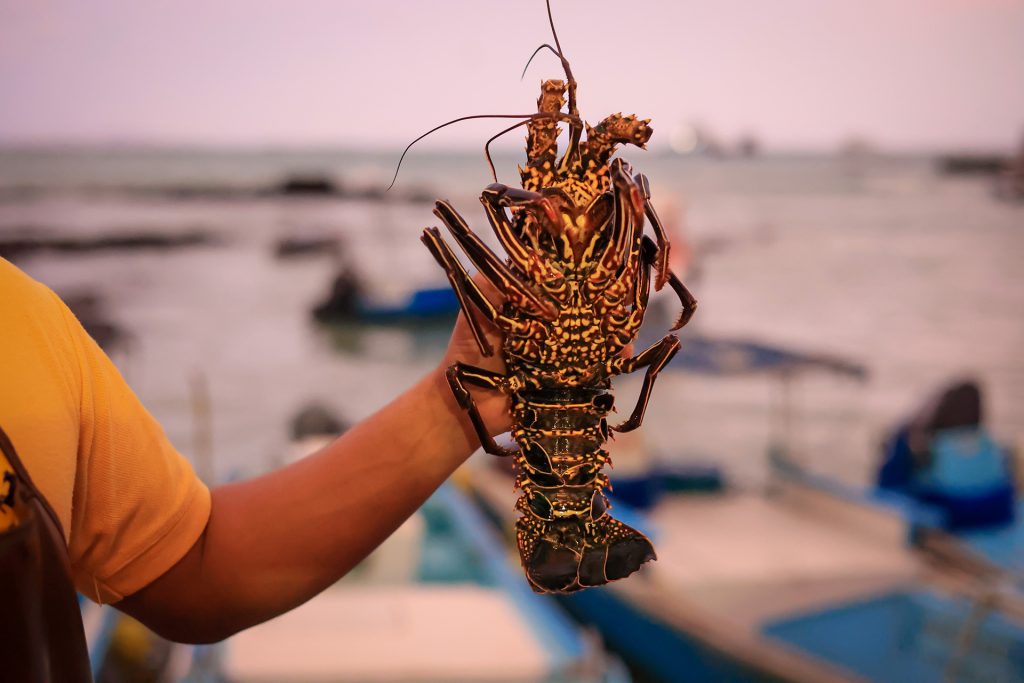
[{"xmin": 413, "ymin": 2, "xmax": 696, "ymax": 593}]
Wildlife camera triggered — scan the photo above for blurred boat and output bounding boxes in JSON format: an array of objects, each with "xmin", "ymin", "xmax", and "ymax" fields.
[
  {"xmin": 313, "ymin": 266, "xmax": 459, "ymax": 323},
  {"xmin": 208, "ymin": 484, "xmax": 628, "ymax": 683},
  {"xmin": 606, "ymin": 332, "xmax": 866, "ymax": 510},
  {"xmin": 89, "ymin": 396, "xmax": 624, "ymax": 682},
  {"xmin": 869, "ymin": 378, "xmax": 1024, "ymax": 599},
  {"xmin": 471, "ymin": 452, "xmax": 1024, "ymax": 683},
  {"xmin": 875, "ymin": 379, "xmax": 1016, "ymax": 532},
  {"xmin": 353, "ymin": 285, "xmax": 460, "ymax": 322},
  {"xmin": 87, "ymin": 482, "xmax": 626, "ymax": 683},
  {"xmin": 657, "ymin": 330, "xmax": 868, "ymax": 380},
  {"xmin": 466, "ymin": 347, "xmax": 1024, "ymax": 682}
]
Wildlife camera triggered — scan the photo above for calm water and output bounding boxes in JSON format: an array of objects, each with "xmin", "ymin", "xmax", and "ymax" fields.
[{"xmin": 1, "ymin": 148, "xmax": 1022, "ymax": 487}]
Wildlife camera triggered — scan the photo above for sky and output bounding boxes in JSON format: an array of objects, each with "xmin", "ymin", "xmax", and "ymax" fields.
[{"xmin": 1, "ymin": 0, "xmax": 1022, "ymax": 152}]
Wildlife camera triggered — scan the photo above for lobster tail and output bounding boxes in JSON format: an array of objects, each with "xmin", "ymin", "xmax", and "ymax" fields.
[
  {"xmin": 508, "ymin": 387, "xmax": 659, "ymax": 593},
  {"xmin": 517, "ymin": 516, "xmax": 656, "ymax": 593},
  {"xmin": 595, "ymin": 517, "xmax": 657, "ymax": 582}
]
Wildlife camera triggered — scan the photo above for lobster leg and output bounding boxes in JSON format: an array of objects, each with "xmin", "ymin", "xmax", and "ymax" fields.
[
  {"xmin": 434, "ymin": 200, "xmax": 557, "ymax": 320},
  {"xmin": 479, "ymin": 185, "xmax": 544, "ymax": 273},
  {"xmin": 634, "ymin": 173, "xmax": 671, "ymax": 290},
  {"xmin": 641, "ymin": 236, "xmax": 697, "ymax": 331},
  {"xmin": 421, "ymin": 227, "xmax": 498, "ymax": 357},
  {"xmin": 446, "ymin": 362, "xmax": 518, "ymax": 457},
  {"xmin": 423, "ymin": 224, "xmax": 549, "ymax": 341},
  {"xmin": 608, "ymin": 334, "xmax": 681, "ymax": 433},
  {"xmin": 603, "ymin": 190, "xmax": 653, "ymax": 350},
  {"xmin": 588, "ymin": 159, "xmax": 643, "ymax": 293},
  {"xmin": 481, "ymin": 184, "xmax": 562, "ymax": 234}
]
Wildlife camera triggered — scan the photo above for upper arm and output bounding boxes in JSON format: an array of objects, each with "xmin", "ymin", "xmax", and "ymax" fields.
[{"xmin": 54, "ymin": 296, "xmax": 212, "ymax": 604}]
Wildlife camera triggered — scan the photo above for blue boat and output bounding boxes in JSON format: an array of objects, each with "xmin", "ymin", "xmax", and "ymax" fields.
[
  {"xmin": 656, "ymin": 330, "xmax": 867, "ymax": 380},
  {"xmin": 356, "ymin": 285, "xmax": 460, "ymax": 322},
  {"xmin": 764, "ymin": 589, "xmax": 1024, "ymax": 682},
  {"xmin": 209, "ymin": 484, "xmax": 629, "ymax": 683},
  {"xmin": 472, "ymin": 452, "xmax": 1024, "ymax": 683},
  {"xmin": 84, "ymin": 485, "xmax": 629, "ymax": 682},
  {"xmin": 313, "ymin": 267, "xmax": 461, "ymax": 324},
  {"xmin": 467, "ymin": 345, "xmax": 1024, "ymax": 683}
]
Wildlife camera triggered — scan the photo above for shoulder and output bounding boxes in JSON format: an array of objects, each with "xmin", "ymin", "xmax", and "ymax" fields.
[
  {"xmin": 0, "ymin": 258, "xmax": 83, "ymax": 393},
  {"xmin": 0, "ymin": 258, "xmax": 77, "ymax": 334},
  {"xmin": 0, "ymin": 259, "xmax": 84, "ymax": 542}
]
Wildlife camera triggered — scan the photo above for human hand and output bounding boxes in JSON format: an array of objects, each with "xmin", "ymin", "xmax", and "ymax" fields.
[{"xmin": 434, "ymin": 275, "xmax": 513, "ymax": 435}]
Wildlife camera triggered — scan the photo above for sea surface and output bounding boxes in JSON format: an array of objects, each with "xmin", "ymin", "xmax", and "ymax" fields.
[{"xmin": 1, "ymin": 148, "xmax": 1022, "ymax": 488}]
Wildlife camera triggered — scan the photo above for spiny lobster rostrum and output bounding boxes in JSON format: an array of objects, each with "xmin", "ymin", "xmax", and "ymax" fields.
[{"xmin": 416, "ymin": 3, "xmax": 697, "ymax": 593}]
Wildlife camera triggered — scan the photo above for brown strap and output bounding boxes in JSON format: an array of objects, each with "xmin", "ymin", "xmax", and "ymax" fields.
[
  {"xmin": 0, "ymin": 424, "xmax": 66, "ymax": 538},
  {"xmin": 0, "ymin": 423, "xmax": 93, "ymax": 683}
]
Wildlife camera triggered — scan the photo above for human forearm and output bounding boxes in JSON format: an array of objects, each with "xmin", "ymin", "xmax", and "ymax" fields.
[{"xmin": 120, "ymin": 367, "xmax": 482, "ymax": 643}]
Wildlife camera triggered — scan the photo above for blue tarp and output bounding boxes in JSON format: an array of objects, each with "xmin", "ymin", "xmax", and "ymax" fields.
[
  {"xmin": 646, "ymin": 331, "xmax": 868, "ymax": 379},
  {"xmin": 961, "ymin": 501, "xmax": 1024, "ymax": 572},
  {"xmin": 765, "ymin": 590, "xmax": 1024, "ymax": 682}
]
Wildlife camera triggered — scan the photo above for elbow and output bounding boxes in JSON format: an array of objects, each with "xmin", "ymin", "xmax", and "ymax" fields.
[
  {"xmin": 118, "ymin": 589, "xmax": 249, "ymax": 645},
  {"xmin": 142, "ymin": 615, "xmax": 243, "ymax": 646}
]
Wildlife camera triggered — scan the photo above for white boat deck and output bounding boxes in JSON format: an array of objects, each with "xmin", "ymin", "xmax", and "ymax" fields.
[
  {"xmin": 645, "ymin": 487, "xmax": 924, "ymax": 626},
  {"xmin": 224, "ymin": 584, "xmax": 552, "ymax": 683},
  {"xmin": 471, "ymin": 463, "xmax": 924, "ymax": 631}
]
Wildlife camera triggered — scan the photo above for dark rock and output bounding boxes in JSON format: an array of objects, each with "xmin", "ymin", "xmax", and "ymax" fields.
[
  {"xmin": 274, "ymin": 235, "xmax": 341, "ymax": 259},
  {"xmin": 937, "ymin": 155, "xmax": 1008, "ymax": 175},
  {"xmin": 0, "ymin": 229, "xmax": 217, "ymax": 261},
  {"xmin": 277, "ymin": 175, "xmax": 340, "ymax": 196}
]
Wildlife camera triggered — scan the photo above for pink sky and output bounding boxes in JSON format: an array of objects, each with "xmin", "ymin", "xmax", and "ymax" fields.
[{"xmin": 1, "ymin": 0, "xmax": 1021, "ymax": 151}]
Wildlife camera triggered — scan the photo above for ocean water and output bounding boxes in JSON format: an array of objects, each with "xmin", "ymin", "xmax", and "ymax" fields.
[{"xmin": 1, "ymin": 148, "xmax": 1021, "ymax": 488}]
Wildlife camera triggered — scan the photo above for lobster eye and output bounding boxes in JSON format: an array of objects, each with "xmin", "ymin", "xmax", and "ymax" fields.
[{"xmin": 592, "ymin": 394, "xmax": 614, "ymax": 412}]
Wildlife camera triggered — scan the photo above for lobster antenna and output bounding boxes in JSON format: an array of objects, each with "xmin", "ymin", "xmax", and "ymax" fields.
[
  {"xmin": 484, "ymin": 119, "xmax": 536, "ymax": 182},
  {"xmin": 545, "ymin": 0, "xmax": 582, "ymax": 172},
  {"xmin": 546, "ymin": 0, "xmax": 577, "ymax": 117},
  {"xmin": 484, "ymin": 111, "xmax": 582, "ymax": 182},
  {"xmin": 520, "ymin": 43, "xmax": 561, "ymax": 81},
  {"xmin": 388, "ymin": 113, "xmax": 553, "ymax": 191}
]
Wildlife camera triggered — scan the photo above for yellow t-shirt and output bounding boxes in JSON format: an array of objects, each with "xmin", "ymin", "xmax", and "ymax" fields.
[
  {"xmin": 0, "ymin": 258, "xmax": 211, "ymax": 603},
  {"xmin": 0, "ymin": 450, "xmax": 19, "ymax": 532}
]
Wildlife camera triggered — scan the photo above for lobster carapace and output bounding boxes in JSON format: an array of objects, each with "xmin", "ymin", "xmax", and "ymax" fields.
[{"xmin": 417, "ymin": 2, "xmax": 697, "ymax": 593}]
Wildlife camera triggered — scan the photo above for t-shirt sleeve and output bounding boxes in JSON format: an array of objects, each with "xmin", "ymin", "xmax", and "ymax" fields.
[{"xmin": 56, "ymin": 296, "xmax": 212, "ymax": 604}]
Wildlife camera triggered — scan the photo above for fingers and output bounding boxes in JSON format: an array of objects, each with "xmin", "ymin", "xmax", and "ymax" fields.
[
  {"xmin": 466, "ymin": 270, "xmax": 506, "ymax": 346},
  {"xmin": 472, "ymin": 271, "xmax": 505, "ymax": 306},
  {"xmin": 444, "ymin": 271, "xmax": 507, "ymax": 373}
]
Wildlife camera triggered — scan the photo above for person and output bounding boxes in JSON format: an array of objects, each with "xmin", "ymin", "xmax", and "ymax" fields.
[
  {"xmin": 0, "ymin": 256, "xmax": 510, "ymax": 676},
  {"xmin": 876, "ymin": 378, "xmax": 1015, "ymax": 530}
]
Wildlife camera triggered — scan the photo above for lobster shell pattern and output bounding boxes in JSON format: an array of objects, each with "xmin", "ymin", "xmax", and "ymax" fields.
[{"xmin": 421, "ymin": 76, "xmax": 696, "ymax": 593}]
